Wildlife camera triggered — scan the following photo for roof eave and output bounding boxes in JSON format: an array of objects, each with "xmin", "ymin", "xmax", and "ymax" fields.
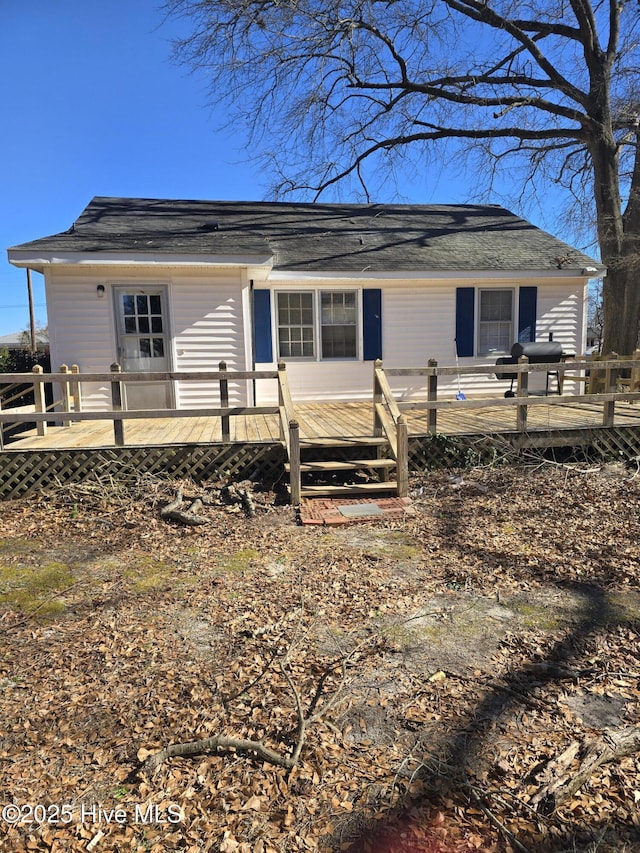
[
  {"xmin": 7, "ymin": 250, "xmax": 274, "ymax": 271},
  {"xmin": 269, "ymin": 267, "xmax": 606, "ymax": 281}
]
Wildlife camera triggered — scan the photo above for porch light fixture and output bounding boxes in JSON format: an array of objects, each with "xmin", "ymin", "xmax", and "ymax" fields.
[{"xmin": 96, "ymin": 284, "xmax": 105, "ymax": 298}]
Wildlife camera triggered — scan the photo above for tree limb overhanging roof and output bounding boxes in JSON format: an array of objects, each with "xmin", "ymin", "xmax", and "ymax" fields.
[{"xmin": 9, "ymin": 196, "xmax": 602, "ymax": 273}]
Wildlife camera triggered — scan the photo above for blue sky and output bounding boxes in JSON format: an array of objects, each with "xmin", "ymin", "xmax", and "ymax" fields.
[
  {"xmin": 0, "ymin": 1, "xmax": 273, "ymax": 336},
  {"xmin": 0, "ymin": 1, "xmax": 575, "ymax": 339}
]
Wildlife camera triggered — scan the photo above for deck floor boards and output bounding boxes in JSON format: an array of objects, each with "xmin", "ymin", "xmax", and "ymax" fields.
[{"xmin": 5, "ymin": 399, "xmax": 640, "ymax": 452}]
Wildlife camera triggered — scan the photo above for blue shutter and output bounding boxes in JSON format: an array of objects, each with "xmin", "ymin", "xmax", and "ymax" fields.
[
  {"xmin": 518, "ymin": 287, "xmax": 537, "ymax": 343},
  {"xmin": 362, "ymin": 288, "xmax": 382, "ymax": 360},
  {"xmin": 455, "ymin": 287, "xmax": 475, "ymax": 357},
  {"xmin": 253, "ymin": 289, "xmax": 273, "ymax": 362}
]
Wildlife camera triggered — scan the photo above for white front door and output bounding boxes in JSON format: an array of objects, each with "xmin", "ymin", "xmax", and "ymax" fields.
[{"xmin": 115, "ymin": 287, "xmax": 172, "ymax": 410}]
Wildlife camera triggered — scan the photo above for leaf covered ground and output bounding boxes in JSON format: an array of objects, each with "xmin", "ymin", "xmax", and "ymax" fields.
[{"xmin": 0, "ymin": 462, "xmax": 639, "ymax": 853}]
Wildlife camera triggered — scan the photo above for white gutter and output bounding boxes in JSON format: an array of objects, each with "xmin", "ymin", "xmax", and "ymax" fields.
[
  {"xmin": 7, "ymin": 250, "xmax": 274, "ymax": 270},
  {"xmin": 269, "ymin": 267, "xmax": 606, "ymax": 281}
]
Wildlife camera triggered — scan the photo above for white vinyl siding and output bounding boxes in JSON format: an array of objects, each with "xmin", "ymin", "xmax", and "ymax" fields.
[
  {"xmin": 172, "ymin": 272, "xmax": 247, "ymax": 406},
  {"xmin": 536, "ymin": 285, "xmax": 584, "ymax": 356},
  {"xmin": 46, "ymin": 267, "xmax": 248, "ymax": 409},
  {"xmin": 45, "ymin": 268, "xmax": 588, "ymax": 408},
  {"xmin": 46, "ymin": 268, "xmax": 116, "ymax": 410}
]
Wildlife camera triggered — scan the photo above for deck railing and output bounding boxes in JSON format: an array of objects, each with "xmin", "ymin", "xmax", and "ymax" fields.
[
  {"xmin": 380, "ymin": 355, "xmax": 640, "ymax": 434},
  {"xmin": 0, "ymin": 363, "xmax": 286, "ymax": 448},
  {"xmin": 277, "ymin": 361, "xmax": 301, "ymax": 505},
  {"xmin": 372, "ymin": 359, "xmax": 409, "ymax": 497}
]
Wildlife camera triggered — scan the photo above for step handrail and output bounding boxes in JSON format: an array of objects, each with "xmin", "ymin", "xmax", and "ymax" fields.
[
  {"xmin": 372, "ymin": 360, "xmax": 409, "ymax": 497},
  {"xmin": 277, "ymin": 361, "xmax": 301, "ymax": 505}
]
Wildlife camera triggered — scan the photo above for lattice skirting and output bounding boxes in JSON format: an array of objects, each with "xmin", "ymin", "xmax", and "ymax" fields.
[
  {"xmin": 3, "ymin": 427, "xmax": 640, "ymax": 500},
  {"xmin": 408, "ymin": 426, "xmax": 640, "ymax": 470},
  {"xmin": 0, "ymin": 443, "xmax": 287, "ymax": 500}
]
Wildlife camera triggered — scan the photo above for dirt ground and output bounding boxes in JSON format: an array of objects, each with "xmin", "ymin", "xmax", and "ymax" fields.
[{"xmin": 0, "ymin": 462, "xmax": 639, "ymax": 852}]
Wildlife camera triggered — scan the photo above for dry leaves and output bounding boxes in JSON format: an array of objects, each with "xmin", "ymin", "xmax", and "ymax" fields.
[{"xmin": 0, "ymin": 464, "xmax": 639, "ymax": 851}]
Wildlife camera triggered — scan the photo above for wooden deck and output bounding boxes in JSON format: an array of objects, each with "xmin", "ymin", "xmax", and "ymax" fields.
[{"xmin": 6, "ymin": 399, "xmax": 640, "ymax": 451}]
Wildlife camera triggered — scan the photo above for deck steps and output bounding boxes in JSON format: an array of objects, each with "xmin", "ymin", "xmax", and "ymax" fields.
[
  {"xmin": 290, "ymin": 433, "xmax": 398, "ymax": 501},
  {"xmin": 300, "ymin": 436, "xmax": 388, "ymax": 449}
]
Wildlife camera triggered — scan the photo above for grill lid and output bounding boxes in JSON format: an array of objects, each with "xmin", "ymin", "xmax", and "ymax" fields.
[{"xmin": 511, "ymin": 341, "xmax": 563, "ymax": 361}]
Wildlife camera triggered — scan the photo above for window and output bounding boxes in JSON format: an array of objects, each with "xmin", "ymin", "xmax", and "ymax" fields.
[
  {"xmin": 321, "ymin": 291, "xmax": 357, "ymax": 358},
  {"xmin": 478, "ymin": 289, "xmax": 513, "ymax": 354},
  {"xmin": 277, "ymin": 292, "xmax": 315, "ymax": 358},
  {"xmin": 277, "ymin": 290, "xmax": 358, "ymax": 360}
]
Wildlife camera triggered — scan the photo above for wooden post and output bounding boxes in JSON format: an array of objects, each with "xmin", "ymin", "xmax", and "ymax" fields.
[
  {"xmin": 110, "ymin": 363, "xmax": 125, "ymax": 446},
  {"xmin": 71, "ymin": 364, "xmax": 82, "ymax": 419},
  {"xmin": 396, "ymin": 414, "xmax": 409, "ymax": 498},
  {"xmin": 32, "ymin": 364, "xmax": 47, "ymax": 437},
  {"xmin": 373, "ymin": 359, "xmax": 383, "ymax": 437},
  {"xmin": 603, "ymin": 352, "xmax": 618, "ymax": 427},
  {"xmin": 60, "ymin": 364, "xmax": 71, "ymax": 427},
  {"xmin": 277, "ymin": 360, "xmax": 286, "ymax": 442},
  {"xmin": 427, "ymin": 358, "xmax": 438, "ymax": 435},
  {"xmin": 516, "ymin": 355, "xmax": 529, "ymax": 432},
  {"xmin": 288, "ymin": 419, "xmax": 301, "ymax": 506},
  {"xmin": 219, "ymin": 360, "xmax": 230, "ymax": 442},
  {"xmin": 631, "ymin": 350, "xmax": 640, "ymax": 400}
]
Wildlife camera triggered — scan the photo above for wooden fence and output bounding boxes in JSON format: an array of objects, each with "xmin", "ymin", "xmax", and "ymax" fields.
[
  {"xmin": 3, "ymin": 357, "xmax": 640, "ymax": 501},
  {"xmin": 382, "ymin": 355, "xmax": 640, "ymax": 435},
  {"xmin": 0, "ymin": 361, "xmax": 295, "ymax": 445}
]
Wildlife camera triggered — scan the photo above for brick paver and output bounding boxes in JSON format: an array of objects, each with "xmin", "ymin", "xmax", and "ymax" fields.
[{"xmin": 298, "ymin": 496, "xmax": 414, "ymax": 526}]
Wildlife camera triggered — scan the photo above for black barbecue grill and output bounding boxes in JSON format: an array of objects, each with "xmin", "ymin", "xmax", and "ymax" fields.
[{"xmin": 495, "ymin": 341, "xmax": 567, "ymax": 397}]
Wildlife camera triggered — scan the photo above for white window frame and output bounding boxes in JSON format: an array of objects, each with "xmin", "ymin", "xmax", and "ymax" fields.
[
  {"xmin": 477, "ymin": 288, "xmax": 514, "ymax": 356},
  {"xmin": 275, "ymin": 288, "xmax": 359, "ymax": 361},
  {"xmin": 276, "ymin": 291, "xmax": 316, "ymax": 359}
]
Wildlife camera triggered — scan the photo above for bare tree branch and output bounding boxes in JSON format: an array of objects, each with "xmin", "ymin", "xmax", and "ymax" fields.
[{"xmin": 163, "ymin": 0, "xmax": 640, "ymax": 353}]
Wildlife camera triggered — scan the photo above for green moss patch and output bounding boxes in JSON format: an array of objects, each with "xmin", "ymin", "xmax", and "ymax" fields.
[
  {"xmin": 0, "ymin": 561, "xmax": 75, "ymax": 619},
  {"xmin": 605, "ymin": 591, "xmax": 640, "ymax": 625},
  {"xmin": 217, "ymin": 548, "xmax": 259, "ymax": 574},
  {"xmin": 122, "ymin": 556, "xmax": 179, "ymax": 593}
]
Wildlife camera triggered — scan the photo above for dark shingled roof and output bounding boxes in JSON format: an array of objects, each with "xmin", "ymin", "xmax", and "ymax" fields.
[{"xmin": 10, "ymin": 196, "xmax": 601, "ymax": 273}]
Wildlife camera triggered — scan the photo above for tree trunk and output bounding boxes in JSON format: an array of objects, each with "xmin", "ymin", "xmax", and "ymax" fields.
[
  {"xmin": 601, "ymin": 246, "xmax": 640, "ymax": 355},
  {"xmin": 590, "ymin": 126, "xmax": 640, "ymax": 355}
]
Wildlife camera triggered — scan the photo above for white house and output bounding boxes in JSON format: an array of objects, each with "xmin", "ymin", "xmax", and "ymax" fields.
[{"xmin": 7, "ymin": 197, "xmax": 603, "ymax": 409}]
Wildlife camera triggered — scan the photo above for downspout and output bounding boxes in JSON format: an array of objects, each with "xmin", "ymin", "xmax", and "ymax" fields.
[
  {"xmin": 249, "ymin": 279, "xmax": 256, "ymax": 406},
  {"xmin": 27, "ymin": 269, "xmax": 37, "ymax": 354}
]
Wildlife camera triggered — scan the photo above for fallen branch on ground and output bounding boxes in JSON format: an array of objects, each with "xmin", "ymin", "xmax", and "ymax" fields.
[
  {"xmin": 137, "ymin": 657, "xmax": 305, "ymax": 777},
  {"xmin": 221, "ymin": 483, "xmax": 257, "ymax": 517},
  {"xmin": 160, "ymin": 488, "xmax": 208, "ymax": 526},
  {"xmin": 133, "ymin": 631, "xmax": 381, "ymax": 780},
  {"xmin": 532, "ymin": 725, "xmax": 640, "ymax": 814}
]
